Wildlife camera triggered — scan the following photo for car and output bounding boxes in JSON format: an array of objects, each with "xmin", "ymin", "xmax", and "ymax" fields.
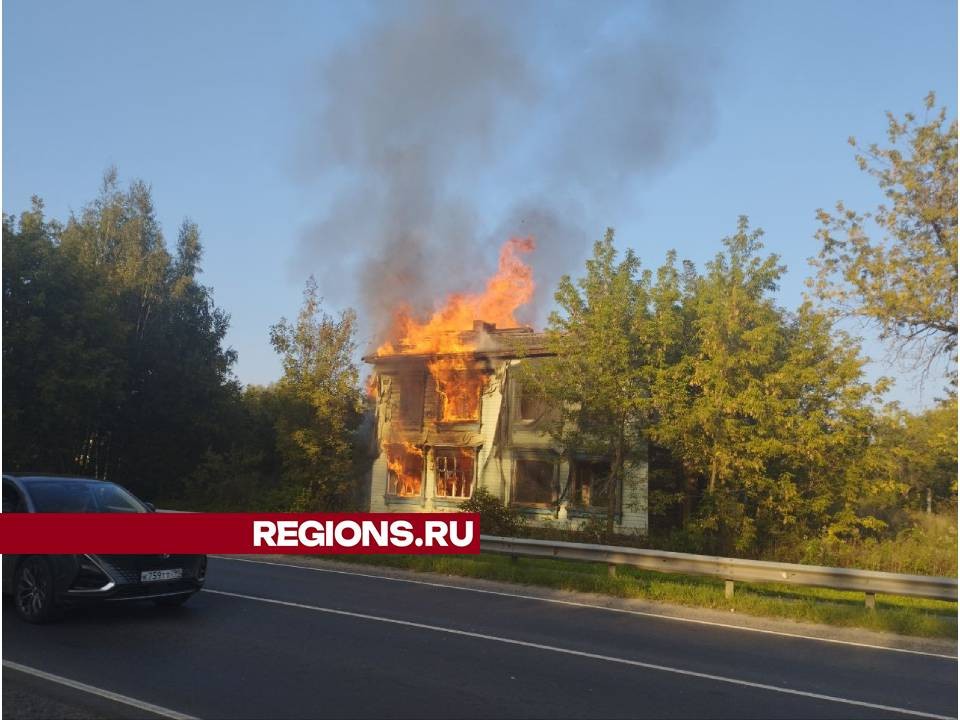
[{"xmin": 2, "ymin": 473, "xmax": 206, "ymax": 623}]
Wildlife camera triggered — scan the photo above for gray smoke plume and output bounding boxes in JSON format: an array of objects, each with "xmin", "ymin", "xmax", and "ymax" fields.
[{"xmin": 293, "ymin": 0, "xmax": 726, "ymax": 349}]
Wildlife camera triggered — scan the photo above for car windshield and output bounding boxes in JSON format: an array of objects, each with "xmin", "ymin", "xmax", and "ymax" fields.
[{"xmin": 23, "ymin": 479, "xmax": 147, "ymax": 513}]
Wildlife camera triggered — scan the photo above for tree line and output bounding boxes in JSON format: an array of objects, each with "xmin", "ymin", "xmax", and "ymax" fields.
[
  {"xmin": 3, "ymin": 98, "xmax": 955, "ymax": 568},
  {"xmin": 520, "ymin": 96, "xmax": 956, "ymax": 565},
  {"xmin": 3, "ymin": 170, "xmax": 365, "ymax": 510}
]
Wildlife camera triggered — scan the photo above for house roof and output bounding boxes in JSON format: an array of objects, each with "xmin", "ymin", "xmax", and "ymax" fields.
[{"xmin": 363, "ymin": 322, "xmax": 553, "ymax": 364}]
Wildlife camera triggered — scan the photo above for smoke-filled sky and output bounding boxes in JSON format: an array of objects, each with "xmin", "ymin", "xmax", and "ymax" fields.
[
  {"xmin": 4, "ymin": 0, "xmax": 957, "ymax": 408},
  {"xmin": 293, "ymin": 1, "xmax": 723, "ymax": 342}
]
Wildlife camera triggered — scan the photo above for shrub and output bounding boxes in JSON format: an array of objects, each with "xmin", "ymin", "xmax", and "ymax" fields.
[
  {"xmin": 459, "ymin": 487, "xmax": 525, "ymax": 537},
  {"xmin": 797, "ymin": 511, "xmax": 958, "ymax": 576}
]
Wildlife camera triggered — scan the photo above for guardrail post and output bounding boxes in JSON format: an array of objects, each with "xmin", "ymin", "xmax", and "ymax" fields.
[
  {"xmin": 724, "ymin": 580, "xmax": 735, "ymax": 599},
  {"xmin": 865, "ymin": 592, "xmax": 876, "ymax": 610},
  {"xmin": 608, "ymin": 564, "xmax": 617, "ymax": 578}
]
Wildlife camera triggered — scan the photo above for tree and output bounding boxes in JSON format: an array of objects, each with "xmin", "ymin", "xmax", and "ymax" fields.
[
  {"xmin": 858, "ymin": 395, "xmax": 959, "ymax": 517},
  {"xmin": 520, "ymin": 229, "xmax": 651, "ymax": 533},
  {"xmin": 651, "ymin": 219, "xmax": 885, "ymax": 554},
  {"xmin": 269, "ymin": 278, "xmax": 364, "ymax": 510},
  {"xmin": 3, "ymin": 171, "xmax": 237, "ymax": 502},
  {"xmin": 649, "ymin": 219, "xmax": 788, "ymax": 551},
  {"xmin": 810, "ymin": 94, "xmax": 958, "ymax": 376}
]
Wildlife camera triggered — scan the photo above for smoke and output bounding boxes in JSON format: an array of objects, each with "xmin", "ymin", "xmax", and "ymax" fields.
[{"xmin": 293, "ymin": 0, "xmax": 726, "ymax": 348}]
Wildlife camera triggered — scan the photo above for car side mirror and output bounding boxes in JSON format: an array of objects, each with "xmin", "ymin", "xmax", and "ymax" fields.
[{"xmin": 144, "ymin": 501, "xmax": 156, "ymax": 512}]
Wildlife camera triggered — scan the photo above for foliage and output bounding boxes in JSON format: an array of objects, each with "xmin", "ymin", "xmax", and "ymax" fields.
[
  {"xmin": 269, "ymin": 278, "xmax": 365, "ymax": 510},
  {"xmin": 795, "ymin": 511, "xmax": 958, "ymax": 577},
  {"xmin": 810, "ymin": 93, "xmax": 958, "ymax": 376},
  {"xmin": 458, "ymin": 487, "xmax": 526, "ymax": 536},
  {"xmin": 519, "ymin": 229, "xmax": 652, "ymax": 532},
  {"xmin": 3, "ymin": 173, "xmax": 236, "ymax": 502},
  {"xmin": 181, "ymin": 385, "xmax": 285, "ymax": 511}
]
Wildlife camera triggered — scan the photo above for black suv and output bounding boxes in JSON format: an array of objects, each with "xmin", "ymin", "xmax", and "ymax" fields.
[{"xmin": 2, "ymin": 474, "xmax": 206, "ymax": 623}]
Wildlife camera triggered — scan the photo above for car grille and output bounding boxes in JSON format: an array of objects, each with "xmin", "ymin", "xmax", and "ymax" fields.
[
  {"xmin": 108, "ymin": 579, "xmax": 199, "ymax": 599},
  {"xmin": 94, "ymin": 555, "xmax": 200, "ymax": 585}
]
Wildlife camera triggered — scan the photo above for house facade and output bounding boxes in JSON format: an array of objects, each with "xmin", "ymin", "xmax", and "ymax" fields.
[{"xmin": 364, "ymin": 323, "xmax": 648, "ymax": 534}]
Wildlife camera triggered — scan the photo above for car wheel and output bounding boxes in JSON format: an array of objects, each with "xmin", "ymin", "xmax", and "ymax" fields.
[
  {"xmin": 14, "ymin": 557, "xmax": 58, "ymax": 624},
  {"xmin": 153, "ymin": 593, "xmax": 192, "ymax": 608}
]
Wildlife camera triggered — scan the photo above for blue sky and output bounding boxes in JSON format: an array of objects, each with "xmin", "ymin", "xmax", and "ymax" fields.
[{"xmin": 4, "ymin": 0, "xmax": 957, "ymax": 409}]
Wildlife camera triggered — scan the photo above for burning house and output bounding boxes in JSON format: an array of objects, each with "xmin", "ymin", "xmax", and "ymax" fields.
[{"xmin": 362, "ymin": 239, "xmax": 648, "ymax": 533}]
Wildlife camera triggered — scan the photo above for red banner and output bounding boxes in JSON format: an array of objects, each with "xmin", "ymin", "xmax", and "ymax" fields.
[{"xmin": 0, "ymin": 512, "xmax": 480, "ymax": 554}]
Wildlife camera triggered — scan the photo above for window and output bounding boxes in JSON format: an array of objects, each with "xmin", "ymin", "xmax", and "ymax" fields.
[
  {"xmin": 518, "ymin": 388, "xmax": 547, "ymax": 422},
  {"xmin": 398, "ymin": 373, "xmax": 425, "ymax": 428},
  {"xmin": 386, "ymin": 444, "xmax": 424, "ymax": 497},
  {"xmin": 431, "ymin": 359, "xmax": 484, "ymax": 422},
  {"xmin": 2, "ymin": 481, "xmax": 25, "ymax": 513},
  {"xmin": 513, "ymin": 459, "xmax": 557, "ymax": 506},
  {"xmin": 572, "ymin": 461, "xmax": 613, "ymax": 508},
  {"xmin": 20, "ymin": 480, "xmax": 146, "ymax": 513},
  {"xmin": 435, "ymin": 448, "xmax": 475, "ymax": 499}
]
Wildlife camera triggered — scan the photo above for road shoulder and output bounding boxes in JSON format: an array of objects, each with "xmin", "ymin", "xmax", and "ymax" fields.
[{"xmin": 216, "ymin": 554, "xmax": 958, "ymax": 658}]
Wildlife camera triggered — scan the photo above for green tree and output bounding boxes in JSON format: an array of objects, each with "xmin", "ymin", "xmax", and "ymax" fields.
[
  {"xmin": 810, "ymin": 94, "xmax": 958, "ymax": 375},
  {"xmin": 651, "ymin": 219, "xmax": 885, "ymax": 554},
  {"xmin": 269, "ymin": 278, "xmax": 364, "ymax": 510},
  {"xmin": 858, "ymin": 395, "xmax": 958, "ymax": 517},
  {"xmin": 183, "ymin": 384, "xmax": 284, "ymax": 511},
  {"xmin": 3, "ymin": 171, "xmax": 236, "ymax": 502},
  {"xmin": 650, "ymin": 219, "xmax": 787, "ymax": 551},
  {"xmin": 520, "ymin": 230, "xmax": 651, "ymax": 533}
]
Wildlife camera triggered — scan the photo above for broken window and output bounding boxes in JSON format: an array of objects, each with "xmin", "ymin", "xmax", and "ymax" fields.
[
  {"xmin": 513, "ymin": 458, "xmax": 557, "ymax": 506},
  {"xmin": 386, "ymin": 443, "xmax": 424, "ymax": 497},
  {"xmin": 434, "ymin": 448, "xmax": 475, "ymax": 499},
  {"xmin": 572, "ymin": 460, "xmax": 613, "ymax": 508},
  {"xmin": 430, "ymin": 358, "xmax": 484, "ymax": 422}
]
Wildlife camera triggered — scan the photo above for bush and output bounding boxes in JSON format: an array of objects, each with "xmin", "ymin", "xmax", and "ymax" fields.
[
  {"xmin": 797, "ymin": 511, "xmax": 958, "ymax": 576},
  {"xmin": 459, "ymin": 487, "xmax": 525, "ymax": 536}
]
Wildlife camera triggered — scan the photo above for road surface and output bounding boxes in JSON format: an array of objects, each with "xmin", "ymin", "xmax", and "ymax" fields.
[{"xmin": 3, "ymin": 556, "xmax": 957, "ymax": 719}]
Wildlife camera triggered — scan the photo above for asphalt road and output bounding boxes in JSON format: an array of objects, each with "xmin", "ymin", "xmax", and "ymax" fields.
[{"xmin": 3, "ymin": 556, "xmax": 957, "ymax": 719}]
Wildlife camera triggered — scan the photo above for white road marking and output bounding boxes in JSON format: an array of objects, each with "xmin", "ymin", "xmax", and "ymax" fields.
[
  {"xmin": 2, "ymin": 660, "xmax": 198, "ymax": 720},
  {"xmin": 204, "ymin": 588, "xmax": 956, "ymax": 720},
  {"xmin": 211, "ymin": 555, "xmax": 959, "ymax": 661}
]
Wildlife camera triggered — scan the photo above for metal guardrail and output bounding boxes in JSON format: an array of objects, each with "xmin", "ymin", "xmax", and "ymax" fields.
[{"xmin": 480, "ymin": 535, "xmax": 958, "ymax": 606}]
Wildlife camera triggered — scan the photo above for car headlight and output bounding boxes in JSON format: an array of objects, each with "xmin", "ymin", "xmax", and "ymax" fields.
[{"xmin": 70, "ymin": 556, "xmax": 113, "ymax": 590}]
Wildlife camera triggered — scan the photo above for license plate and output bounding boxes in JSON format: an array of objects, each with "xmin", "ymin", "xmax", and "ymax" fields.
[{"xmin": 141, "ymin": 569, "xmax": 183, "ymax": 583}]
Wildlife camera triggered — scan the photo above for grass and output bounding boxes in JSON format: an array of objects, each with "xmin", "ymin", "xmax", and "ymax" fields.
[{"xmin": 330, "ymin": 552, "xmax": 958, "ymax": 640}]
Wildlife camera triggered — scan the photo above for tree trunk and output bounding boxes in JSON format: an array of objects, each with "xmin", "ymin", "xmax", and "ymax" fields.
[{"xmin": 607, "ymin": 425, "xmax": 625, "ymax": 536}]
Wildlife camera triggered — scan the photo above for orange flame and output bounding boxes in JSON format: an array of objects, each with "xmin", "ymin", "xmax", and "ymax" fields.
[
  {"xmin": 377, "ymin": 237, "xmax": 536, "ymax": 356},
  {"xmin": 386, "ymin": 442, "xmax": 424, "ymax": 497},
  {"xmin": 365, "ymin": 373, "xmax": 379, "ymax": 400},
  {"xmin": 376, "ymin": 237, "xmax": 536, "ymax": 422}
]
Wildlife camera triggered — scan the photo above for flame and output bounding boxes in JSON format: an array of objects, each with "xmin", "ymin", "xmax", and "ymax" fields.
[
  {"xmin": 429, "ymin": 356, "xmax": 486, "ymax": 421},
  {"xmin": 376, "ymin": 237, "xmax": 535, "ymax": 422},
  {"xmin": 386, "ymin": 442, "xmax": 424, "ymax": 497},
  {"xmin": 365, "ymin": 373, "xmax": 379, "ymax": 400},
  {"xmin": 377, "ymin": 237, "xmax": 535, "ymax": 356}
]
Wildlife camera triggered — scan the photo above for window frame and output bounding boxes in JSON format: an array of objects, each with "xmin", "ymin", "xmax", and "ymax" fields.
[
  {"xmin": 515, "ymin": 384, "xmax": 548, "ymax": 424},
  {"xmin": 511, "ymin": 455, "xmax": 559, "ymax": 508},
  {"xmin": 570, "ymin": 459, "xmax": 614, "ymax": 510},
  {"xmin": 397, "ymin": 370, "xmax": 427, "ymax": 430},
  {"xmin": 384, "ymin": 443, "xmax": 426, "ymax": 500},
  {"xmin": 433, "ymin": 446, "xmax": 478, "ymax": 501}
]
